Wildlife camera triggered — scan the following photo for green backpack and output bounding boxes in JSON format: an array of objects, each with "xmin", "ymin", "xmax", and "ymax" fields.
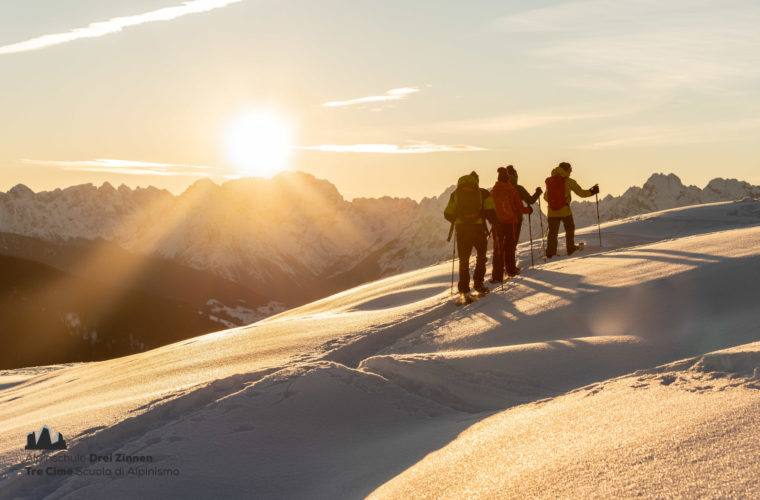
[{"xmin": 455, "ymin": 175, "xmax": 482, "ymax": 224}]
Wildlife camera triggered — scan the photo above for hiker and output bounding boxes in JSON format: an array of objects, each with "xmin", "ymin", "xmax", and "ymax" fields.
[
  {"xmin": 490, "ymin": 167, "xmax": 531, "ymax": 282},
  {"xmin": 544, "ymin": 162, "xmax": 599, "ymax": 259},
  {"xmin": 444, "ymin": 171, "xmax": 497, "ymax": 295},
  {"xmin": 504, "ymin": 165, "xmax": 542, "ymax": 242}
]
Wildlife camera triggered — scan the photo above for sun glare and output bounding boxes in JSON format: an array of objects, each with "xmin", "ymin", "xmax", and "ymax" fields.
[{"xmin": 224, "ymin": 110, "xmax": 293, "ymax": 177}]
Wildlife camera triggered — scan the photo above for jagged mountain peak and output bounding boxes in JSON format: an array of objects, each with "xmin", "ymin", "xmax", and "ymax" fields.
[
  {"xmin": 704, "ymin": 177, "xmax": 756, "ymax": 199},
  {"xmin": 222, "ymin": 172, "xmax": 349, "ymax": 216},
  {"xmin": 182, "ymin": 177, "xmax": 219, "ymax": 197},
  {"xmin": 642, "ymin": 172, "xmax": 686, "ymax": 195},
  {"xmin": 8, "ymin": 184, "xmax": 34, "ymax": 198},
  {"xmin": 98, "ymin": 181, "xmax": 116, "ymax": 193}
]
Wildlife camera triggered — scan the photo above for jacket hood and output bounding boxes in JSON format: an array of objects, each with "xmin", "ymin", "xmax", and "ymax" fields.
[
  {"xmin": 458, "ymin": 174, "xmax": 478, "ymax": 188},
  {"xmin": 551, "ymin": 166, "xmax": 570, "ymax": 178}
]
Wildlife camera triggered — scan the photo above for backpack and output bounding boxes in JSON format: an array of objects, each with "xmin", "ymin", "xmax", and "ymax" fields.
[
  {"xmin": 545, "ymin": 176, "xmax": 567, "ymax": 211},
  {"xmin": 491, "ymin": 182, "xmax": 517, "ymax": 223},
  {"xmin": 454, "ymin": 175, "xmax": 482, "ymax": 223}
]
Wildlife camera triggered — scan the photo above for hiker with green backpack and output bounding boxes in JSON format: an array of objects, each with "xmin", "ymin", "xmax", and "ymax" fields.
[
  {"xmin": 444, "ymin": 171, "xmax": 497, "ymax": 296},
  {"xmin": 544, "ymin": 162, "xmax": 599, "ymax": 259}
]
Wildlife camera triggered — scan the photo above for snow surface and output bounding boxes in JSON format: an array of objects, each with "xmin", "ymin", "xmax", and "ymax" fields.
[{"xmin": 1, "ymin": 199, "xmax": 760, "ymax": 498}]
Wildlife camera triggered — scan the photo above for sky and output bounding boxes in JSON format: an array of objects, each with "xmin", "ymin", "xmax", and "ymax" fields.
[{"xmin": 1, "ymin": 0, "xmax": 760, "ymax": 200}]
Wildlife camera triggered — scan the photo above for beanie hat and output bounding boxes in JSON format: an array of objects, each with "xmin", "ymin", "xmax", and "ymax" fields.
[
  {"xmin": 506, "ymin": 165, "xmax": 518, "ymax": 183},
  {"xmin": 497, "ymin": 166, "xmax": 509, "ymax": 183}
]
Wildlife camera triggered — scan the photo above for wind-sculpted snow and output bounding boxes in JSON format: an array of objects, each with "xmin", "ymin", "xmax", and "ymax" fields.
[
  {"xmin": 359, "ymin": 336, "xmax": 652, "ymax": 412},
  {"xmin": 370, "ymin": 343, "xmax": 760, "ymax": 499},
  {"xmin": 2, "ymin": 199, "xmax": 760, "ymax": 498}
]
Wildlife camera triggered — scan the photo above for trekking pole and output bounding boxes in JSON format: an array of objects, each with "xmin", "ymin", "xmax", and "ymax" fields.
[
  {"xmin": 538, "ymin": 198, "xmax": 546, "ymax": 257},
  {"xmin": 595, "ymin": 193, "xmax": 602, "ymax": 247},
  {"xmin": 450, "ymin": 229, "xmax": 456, "ymax": 296},
  {"xmin": 528, "ymin": 212, "xmax": 534, "ymax": 268}
]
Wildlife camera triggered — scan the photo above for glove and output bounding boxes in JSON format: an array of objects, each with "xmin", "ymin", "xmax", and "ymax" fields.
[
  {"xmin": 526, "ymin": 206, "xmax": 534, "ymax": 214},
  {"xmin": 534, "ymin": 187, "xmax": 543, "ymax": 196},
  {"xmin": 589, "ymin": 184, "xmax": 600, "ymax": 195}
]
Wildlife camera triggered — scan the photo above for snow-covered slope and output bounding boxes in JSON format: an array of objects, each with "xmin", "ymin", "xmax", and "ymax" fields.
[
  {"xmin": 1, "ymin": 198, "xmax": 760, "ymax": 498},
  {"xmin": 371, "ymin": 343, "xmax": 760, "ymax": 499},
  {"xmin": 2, "ymin": 173, "xmax": 758, "ymax": 308}
]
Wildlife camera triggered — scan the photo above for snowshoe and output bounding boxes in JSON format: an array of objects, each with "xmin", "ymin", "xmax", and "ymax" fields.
[
  {"xmin": 455, "ymin": 293, "xmax": 476, "ymax": 306},
  {"xmin": 567, "ymin": 241, "xmax": 586, "ymax": 256}
]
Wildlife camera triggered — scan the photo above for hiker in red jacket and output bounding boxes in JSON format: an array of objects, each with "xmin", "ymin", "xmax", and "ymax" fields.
[
  {"xmin": 490, "ymin": 167, "xmax": 531, "ymax": 281},
  {"xmin": 544, "ymin": 162, "xmax": 599, "ymax": 259}
]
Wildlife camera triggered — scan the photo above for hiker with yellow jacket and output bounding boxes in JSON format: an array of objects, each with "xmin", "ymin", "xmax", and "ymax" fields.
[{"xmin": 544, "ymin": 162, "xmax": 599, "ymax": 259}]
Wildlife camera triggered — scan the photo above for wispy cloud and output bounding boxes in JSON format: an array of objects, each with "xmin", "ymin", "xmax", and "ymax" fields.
[
  {"xmin": 323, "ymin": 87, "xmax": 422, "ymax": 108},
  {"xmin": 496, "ymin": 0, "xmax": 760, "ymax": 92},
  {"xmin": 300, "ymin": 143, "xmax": 484, "ymax": 154},
  {"xmin": 437, "ymin": 110, "xmax": 612, "ymax": 133},
  {"xmin": 577, "ymin": 118, "xmax": 760, "ymax": 150},
  {"xmin": 0, "ymin": 0, "xmax": 242, "ymax": 55},
  {"xmin": 24, "ymin": 158, "xmax": 214, "ymax": 176}
]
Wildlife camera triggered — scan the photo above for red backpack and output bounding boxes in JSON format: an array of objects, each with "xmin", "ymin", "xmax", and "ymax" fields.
[
  {"xmin": 545, "ymin": 176, "xmax": 567, "ymax": 211},
  {"xmin": 491, "ymin": 182, "xmax": 518, "ymax": 223}
]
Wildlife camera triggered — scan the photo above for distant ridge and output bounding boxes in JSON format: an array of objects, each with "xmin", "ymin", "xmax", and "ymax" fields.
[{"xmin": 1, "ymin": 172, "xmax": 758, "ymax": 310}]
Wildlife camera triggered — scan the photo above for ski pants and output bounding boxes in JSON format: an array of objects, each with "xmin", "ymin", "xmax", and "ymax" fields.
[
  {"xmin": 456, "ymin": 223, "xmax": 487, "ymax": 293},
  {"xmin": 492, "ymin": 221, "xmax": 518, "ymax": 281},
  {"xmin": 546, "ymin": 215, "xmax": 575, "ymax": 257}
]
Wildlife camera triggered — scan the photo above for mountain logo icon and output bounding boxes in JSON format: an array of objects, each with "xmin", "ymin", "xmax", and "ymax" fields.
[{"xmin": 25, "ymin": 425, "xmax": 67, "ymax": 450}]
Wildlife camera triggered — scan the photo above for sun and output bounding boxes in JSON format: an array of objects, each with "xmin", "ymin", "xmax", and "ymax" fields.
[{"xmin": 224, "ymin": 110, "xmax": 293, "ymax": 177}]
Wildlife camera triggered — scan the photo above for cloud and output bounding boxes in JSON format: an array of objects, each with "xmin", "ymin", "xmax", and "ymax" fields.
[
  {"xmin": 323, "ymin": 87, "xmax": 421, "ymax": 108},
  {"xmin": 496, "ymin": 0, "xmax": 760, "ymax": 92},
  {"xmin": 300, "ymin": 143, "xmax": 484, "ymax": 154},
  {"xmin": 24, "ymin": 158, "xmax": 214, "ymax": 176},
  {"xmin": 577, "ymin": 118, "xmax": 760, "ymax": 150},
  {"xmin": 0, "ymin": 0, "xmax": 243, "ymax": 55},
  {"xmin": 438, "ymin": 111, "xmax": 611, "ymax": 133}
]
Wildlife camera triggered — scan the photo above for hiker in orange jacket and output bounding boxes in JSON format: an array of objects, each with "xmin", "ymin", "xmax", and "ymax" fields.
[
  {"xmin": 544, "ymin": 162, "xmax": 599, "ymax": 259},
  {"xmin": 491, "ymin": 167, "xmax": 531, "ymax": 281}
]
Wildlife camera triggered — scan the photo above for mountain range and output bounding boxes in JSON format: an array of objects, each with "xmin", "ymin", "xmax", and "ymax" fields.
[
  {"xmin": 1, "ymin": 172, "xmax": 758, "ymax": 367},
  {"xmin": 2, "ymin": 172, "xmax": 758, "ymax": 299}
]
